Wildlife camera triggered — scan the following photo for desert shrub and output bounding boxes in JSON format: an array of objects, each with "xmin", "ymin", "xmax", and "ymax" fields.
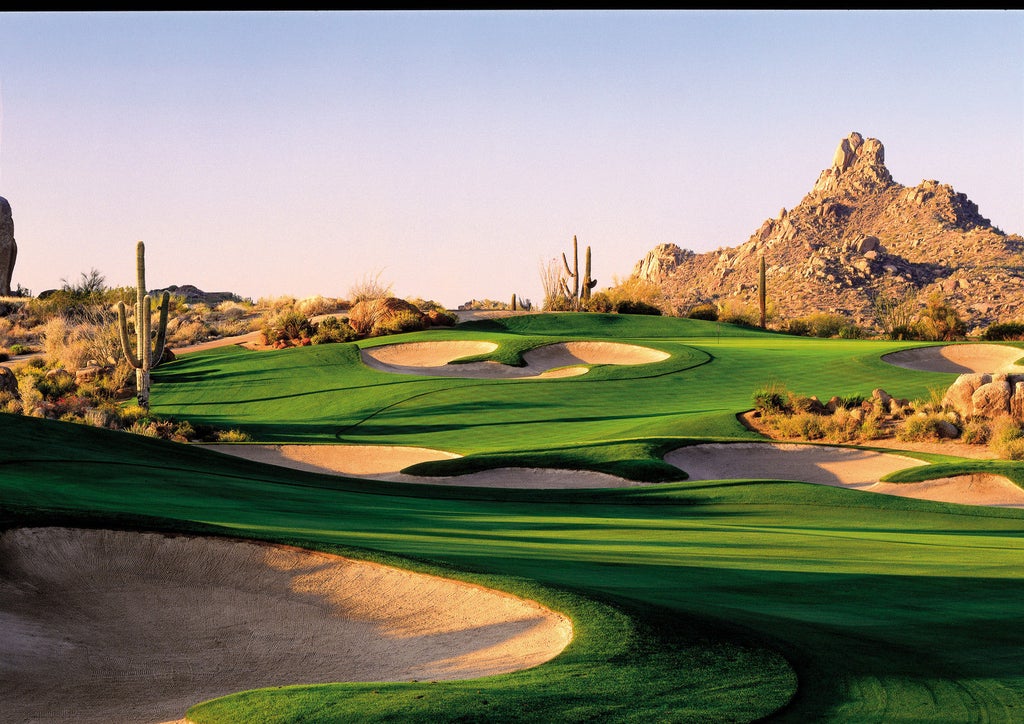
[
  {"xmin": 836, "ymin": 394, "xmax": 865, "ymax": 410},
  {"xmin": 753, "ymin": 383, "xmax": 789, "ymax": 414},
  {"xmin": 917, "ymin": 291, "xmax": 967, "ymax": 341},
  {"xmin": 35, "ymin": 373, "xmax": 77, "ymax": 401},
  {"xmin": 614, "ymin": 300, "xmax": 662, "ymax": 316},
  {"xmin": 837, "ymin": 324, "xmax": 865, "ymax": 339},
  {"xmin": 295, "ymin": 296, "xmax": 340, "ymax": 317},
  {"xmin": 823, "ymin": 407, "xmax": 862, "ymax": 443},
  {"xmin": 349, "ymin": 270, "xmax": 393, "ymax": 303},
  {"xmin": 717, "ymin": 299, "xmax": 762, "ymax": 327},
  {"xmin": 167, "ymin": 317, "xmax": 213, "ymax": 346},
  {"xmin": 961, "ymin": 419, "xmax": 991, "ymax": 445},
  {"xmin": 374, "ymin": 310, "xmax": 428, "ymax": 336},
  {"xmin": 8, "ymin": 343, "xmax": 31, "ymax": 356},
  {"xmin": 981, "ymin": 322, "xmax": 1024, "ymax": 341},
  {"xmin": 262, "ymin": 311, "xmax": 314, "ymax": 346},
  {"xmin": 687, "ymin": 304, "xmax": 718, "ymax": 321},
  {"xmin": 773, "ymin": 412, "xmax": 825, "ymax": 440},
  {"xmin": 310, "ymin": 316, "xmax": 358, "ymax": 345},
  {"xmin": 425, "ymin": 309, "xmax": 458, "ymax": 326},
  {"xmin": 786, "ymin": 312, "xmax": 852, "ymax": 338},
  {"xmin": 896, "ymin": 413, "xmax": 954, "ymax": 442},
  {"xmin": 216, "ymin": 428, "xmax": 252, "ymax": 442}
]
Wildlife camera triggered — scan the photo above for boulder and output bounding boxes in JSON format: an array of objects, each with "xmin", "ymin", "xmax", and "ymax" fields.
[
  {"xmin": 0, "ymin": 196, "xmax": 17, "ymax": 296},
  {"xmin": 942, "ymin": 373, "xmax": 992, "ymax": 418},
  {"xmin": 971, "ymin": 379, "xmax": 1013, "ymax": 419},
  {"xmin": 75, "ymin": 366, "xmax": 104, "ymax": 385},
  {"xmin": 0, "ymin": 367, "xmax": 19, "ymax": 398}
]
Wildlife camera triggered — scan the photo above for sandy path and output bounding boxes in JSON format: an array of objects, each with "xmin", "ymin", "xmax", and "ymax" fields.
[
  {"xmin": 360, "ymin": 340, "xmax": 669, "ymax": 379},
  {"xmin": 206, "ymin": 444, "xmax": 644, "ymax": 488},
  {"xmin": 882, "ymin": 343, "xmax": 1024, "ymax": 373},
  {"xmin": 171, "ymin": 330, "xmax": 265, "ymax": 355},
  {"xmin": 0, "ymin": 527, "xmax": 573, "ymax": 724},
  {"xmin": 665, "ymin": 442, "xmax": 1024, "ymax": 507}
]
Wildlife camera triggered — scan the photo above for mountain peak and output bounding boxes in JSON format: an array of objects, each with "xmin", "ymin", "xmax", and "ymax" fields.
[
  {"xmin": 812, "ymin": 132, "xmax": 893, "ymax": 195},
  {"xmin": 633, "ymin": 133, "xmax": 1023, "ymax": 333}
]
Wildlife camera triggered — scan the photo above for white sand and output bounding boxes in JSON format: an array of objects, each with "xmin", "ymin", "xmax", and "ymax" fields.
[
  {"xmin": 882, "ymin": 343, "xmax": 1024, "ymax": 373},
  {"xmin": 0, "ymin": 527, "xmax": 573, "ymax": 724},
  {"xmin": 665, "ymin": 442, "xmax": 1024, "ymax": 507},
  {"xmin": 206, "ymin": 444, "xmax": 644, "ymax": 489},
  {"xmin": 360, "ymin": 340, "xmax": 669, "ymax": 379}
]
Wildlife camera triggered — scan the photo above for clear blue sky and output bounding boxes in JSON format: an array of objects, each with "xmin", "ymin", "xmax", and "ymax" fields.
[{"xmin": 1, "ymin": 10, "xmax": 1021, "ymax": 307}]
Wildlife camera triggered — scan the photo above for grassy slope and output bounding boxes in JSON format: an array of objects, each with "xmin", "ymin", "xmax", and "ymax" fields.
[{"xmin": 6, "ymin": 314, "xmax": 1024, "ymax": 721}]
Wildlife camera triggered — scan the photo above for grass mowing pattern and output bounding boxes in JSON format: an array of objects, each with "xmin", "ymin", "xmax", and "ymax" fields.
[{"xmin": 11, "ymin": 314, "xmax": 1024, "ymax": 721}]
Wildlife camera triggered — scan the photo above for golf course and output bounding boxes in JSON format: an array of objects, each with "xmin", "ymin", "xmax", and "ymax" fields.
[{"xmin": 4, "ymin": 312, "xmax": 1024, "ymax": 723}]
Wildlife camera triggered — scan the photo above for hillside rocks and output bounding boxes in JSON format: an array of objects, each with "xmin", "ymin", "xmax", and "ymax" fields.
[
  {"xmin": 942, "ymin": 372, "xmax": 1024, "ymax": 420},
  {"xmin": 348, "ymin": 297, "xmax": 429, "ymax": 337},
  {"xmin": 0, "ymin": 196, "xmax": 17, "ymax": 296},
  {"xmin": 634, "ymin": 132, "xmax": 1024, "ymax": 331}
]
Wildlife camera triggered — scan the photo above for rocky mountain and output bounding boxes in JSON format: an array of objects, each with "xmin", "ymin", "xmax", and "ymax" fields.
[{"xmin": 634, "ymin": 132, "xmax": 1024, "ymax": 333}]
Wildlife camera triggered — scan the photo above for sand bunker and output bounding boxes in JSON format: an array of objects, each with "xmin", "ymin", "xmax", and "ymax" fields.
[
  {"xmin": 665, "ymin": 443, "xmax": 1024, "ymax": 508},
  {"xmin": 0, "ymin": 527, "xmax": 572, "ymax": 724},
  {"xmin": 207, "ymin": 444, "xmax": 644, "ymax": 488},
  {"xmin": 360, "ymin": 340, "xmax": 669, "ymax": 379},
  {"xmin": 882, "ymin": 343, "xmax": 1024, "ymax": 373}
]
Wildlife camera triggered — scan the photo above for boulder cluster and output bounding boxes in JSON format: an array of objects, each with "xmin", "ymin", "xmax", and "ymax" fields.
[{"xmin": 942, "ymin": 373, "xmax": 1024, "ymax": 420}]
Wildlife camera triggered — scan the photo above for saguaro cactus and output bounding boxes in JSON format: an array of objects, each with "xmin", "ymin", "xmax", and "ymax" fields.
[
  {"xmin": 560, "ymin": 236, "xmax": 597, "ymax": 310},
  {"xmin": 758, "ymin": 253, "xmax": 767, "ymax": 329},
  {"xmin": 116, "ymin": 241, "xmax": 170, "ymax": 409}
]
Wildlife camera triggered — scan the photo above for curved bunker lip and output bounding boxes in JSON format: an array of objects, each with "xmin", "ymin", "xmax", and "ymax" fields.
[
  {"xmin": 664, "ymin": 442, "xmax": 1024, "ymax": 507},
  {"xmin": 360, "ymin": 340, "xmax": 669, "ymax": 379},
  {"xmin": 881, "ymin": 344, "xmax": 1024, "ymax": 374},
  {"xmin": 0, "ymin": 527, "xmax": 573, "ymax": 724},
  {"xmin": 207, "ymin": 444, "xmax": 649, "ymax": 489}
]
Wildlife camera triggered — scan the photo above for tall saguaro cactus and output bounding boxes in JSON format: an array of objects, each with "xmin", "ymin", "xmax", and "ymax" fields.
[
  {"xmin": 560, "ymin": 235, "xmax": 597, "ymax": 310},
  {"xmin": 758, "ymin": 253, "xmax": 767, "ymax": 329},
  {"xmin": 116, "ymin": 241, "xmax": 170, "ymax": 409}
]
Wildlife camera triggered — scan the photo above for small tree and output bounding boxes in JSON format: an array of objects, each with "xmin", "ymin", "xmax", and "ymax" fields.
[{"xmin": 918, "ymin": 291, "xmax": 967, "ymax": 341}]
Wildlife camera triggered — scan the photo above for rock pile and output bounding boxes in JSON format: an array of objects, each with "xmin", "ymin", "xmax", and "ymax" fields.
[{"xmin": 942, "ymin": 373, "xmax": 1024, "ymax": 420}]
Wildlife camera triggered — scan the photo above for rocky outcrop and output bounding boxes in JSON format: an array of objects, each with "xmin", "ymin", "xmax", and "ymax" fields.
[
  {"xmin": 0, "ymin": 196, "xmax": 17, "ymax": 296},
  {"xmin": 635, "ymin": 132, "xmax": 1024, "ymax": 331},
  {"xmin": 943, "ymin": 372, "xmax": 1024, "ymax": 420},
  {"xmin": 631, "ymin": 243, "xmax": 692, "ymax": 281}
]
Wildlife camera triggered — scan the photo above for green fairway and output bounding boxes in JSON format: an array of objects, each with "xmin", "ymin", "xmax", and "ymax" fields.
[{"xmin": 5, "ymin": 313, "xmax": 1024, "ymax": 722}]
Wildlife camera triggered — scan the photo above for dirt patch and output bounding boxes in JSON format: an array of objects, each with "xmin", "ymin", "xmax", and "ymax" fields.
[
  {"xmin": 882, "ymin": 343, "xmax": 1024, "ymax": 373},
  {"xmin": 172, "ymin": 331, "xmax": 266, "ymax": 355},
  {"xmin": 665, "ymin": 442, "xmax": 1024, "ymax": 507},
  {"xmin": 361, "ymin": 340, "xmax": 668, "ymax": 379},
  {"xmin": 206, "ymin": 444, "xmax": 644, "ymax": 488},
  {"xmin": 0, "ymin": 527, "xmax": 573, "ymax": 723}
]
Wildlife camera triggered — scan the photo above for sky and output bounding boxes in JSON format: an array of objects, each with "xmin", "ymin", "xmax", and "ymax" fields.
[{"xmin": 0, "ymin": 10, "xmax": 1021, "ymax": 308}]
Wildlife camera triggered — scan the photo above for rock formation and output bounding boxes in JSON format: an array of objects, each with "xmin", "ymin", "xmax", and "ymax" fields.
[
  {"xmin": 942, "ymin": 372, "xmax": 1024, "ymax": 421},
  {"xmin": 0, "ymin": 196, "xmax": 17, "ymax": 296},
  {"xmin": 634, "ymin": 132, "xmax": 1024, "ymax": 332}
]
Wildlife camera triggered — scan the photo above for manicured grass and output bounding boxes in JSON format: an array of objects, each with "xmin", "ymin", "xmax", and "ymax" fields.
[{"xmin": 8, "ymin": 313, "xmax": 1024, "ymax": 722}]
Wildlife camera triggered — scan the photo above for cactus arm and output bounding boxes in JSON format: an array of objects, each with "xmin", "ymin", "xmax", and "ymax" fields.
[
  {"xmin": 116, "ymin": 301, "xmax": 142, "ymax": 368},
  {"xmin": 141, "ymin": 295, "xmax": 153, "ymax": 371},
  {"xmin": 152, "ymin": 291, "xmax": 170, "ymax": 365},
  {"xmin": 561, "ymin": 251, "xmax": 575, "ymax": 278}
]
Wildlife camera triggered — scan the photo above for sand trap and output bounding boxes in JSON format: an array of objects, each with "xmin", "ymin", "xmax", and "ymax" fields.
[
  {"xmin": 665, "ymin": 443, "xmax": 1024, "ymax": 508},
  {"xmin": 882, "ymin": 343, "xmax": 1024, "ymax": 373},
  {"xmin": 360, "ymin": 340, "xmax": 669, "ymax": 379},
  {"xmin": 206, "ymin": 444, "xmax": 644, "ymax": 488},
  {"xmin": 0, "ymin": 527, "xmax": 573, "ymax": 724},
  {"xmin": 206, "ymin": 443, "xmax": 462, "ymax": 477}
]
